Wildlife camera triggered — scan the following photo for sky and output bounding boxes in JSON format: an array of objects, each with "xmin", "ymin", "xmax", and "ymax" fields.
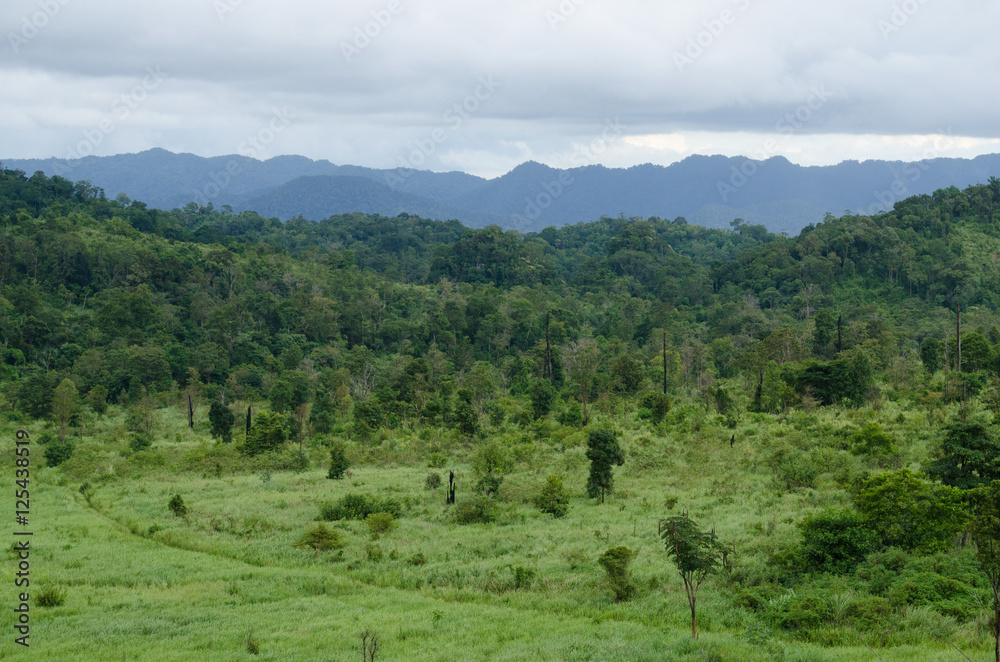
[{"xmin": 2, "ymin": 0, "xmax": 999, "ymax": 178}]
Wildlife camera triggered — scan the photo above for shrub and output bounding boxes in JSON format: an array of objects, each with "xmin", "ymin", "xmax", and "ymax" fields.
[
  {"xmin": 129, "ymin": 433, "xmax": 153, "ymax": 453},
  {"xmin": 512, "ymin": 566, "xmax": 536, "ymax": 590},
  {"xmin": 638, "ymin": 393, "xmax": 671, "ymax": 423},
  {"xmin": 598, "ymin": 546, "xmax": 636, "ymax": 602},
  {"xmin": 536, "ymin": 474, "xmax": 569, "ymax": 518},
  {"xmin": 34, "ymin": 587, "xmax": 66, "ymax": 608},
  {"xmin": 43, "ymin": 441, "xmax": 74, "ymax": 467},
  {"xmin": 557, "ymin": 401, "xmax": 583, "ymax": 427},
  {"xmin": 425, "ymin": 473, "xmax": 442, "ymax": 490},
  {"xmin": 327, "ymin": 441, "xmax": 350, "ymax": 480},
  {"xmin": 850, "ymin": 422, "xmax": 898, "ymax": 457},
  {"xmin": 454, "ymin": 496, "xmax": 498, "ymax": 525},
  {"xmin": 293, "ymin": 523, "xmax": 344, "ymax": 556},
  {"xmin": 320, "ymin": 494, "xmax": 401, "ymax": 521},
  {"xmin": 799, "ymin": 508, "xmax": 877, "ymax": 574},
  {"xmin": 409, "ymin": 552, "xmax": 426, "ymax": 566},
  {"xmin": 366, "ymin": 512, "xmax": 398, "ymax": 538},
  {"xmin": 472, "ymin": 440, "xmax": 512, "ymax": 497},
  {"xmin": 168, "ymin": 494, "xmax": 188, "ymax": 518}
]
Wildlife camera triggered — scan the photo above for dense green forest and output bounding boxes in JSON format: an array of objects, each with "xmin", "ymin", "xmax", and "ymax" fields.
[{"xmin": 7, "ymin": 165, "xmax": 1000, "ymax": 660}]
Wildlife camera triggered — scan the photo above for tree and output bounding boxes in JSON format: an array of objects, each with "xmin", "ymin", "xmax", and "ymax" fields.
[
  {"xmin": 87, "ymin": 385, "xmax": 108, "ymax": 418},
  {"xmin": 327, "ymin": 441, "xmax": 350, "ymax": 479},
  {"xmin": 472, "ymin": 439, "xmax": 511, "ymax": 496},
  {"xmin": 564, "ymin": 339, "xmax": 600, "ymax": 425},
  {"xmin": 659, "ymin": 514, "xmax": 723, "ymax": 638},
  {"xmin": 799, "ymin": 508, "xmax": 877, "ymax": 574},
  {"xmin": 927, "ymin": 408, "xmax": 1000, "ymax": 489},
  {"xmin": 168, "ymin": 494, "xmax": 188, "ymax": 518},
  {"xmin": 453, "ymin": 388, "xmax": 479, "ymax": 437},
  {"xmin": 209, "ymin": 399, "xmax": 235, "ymax": 444},
  {"xmin": 293, "ymin": 523, "xmax": 344, "ymax": 557},
  {"xmin": 536, "ymin": 473, "xmax": 569, "ymax": 518},
  {"xmin": 243, "ymin": 411, "xmax": 286, "ymax": 456},
  {"xmin": 812, "ymin": 308, "xmax": 835, "ymax": 358},
  {"xmin": 51, "ymin": 378, "xmax": 78, "ymax": 443},
  {"xmin": 125, "ymin": 392, "xmax": 159, "ymax": 437},
  {"xmin": 610, "ymin": 354, "xmax": 643, "ymax": 395},
  {"xmin": 530, "ymin": 380, "xmax": 556, "ymax": 419},
  {"xmin": 853, "ymin": 468, "xmax": 968, "ymax": 551},
  {"xmin": 586, "ymin": 429, "xmax": 624, "ymax": 503},
  {"xmin": 970, "ymin": 480, "xmax": 1000, "ymax": 662},
  {"xmin": 598, "ymin": 546, "xmax": 636, "ymax": 602}
]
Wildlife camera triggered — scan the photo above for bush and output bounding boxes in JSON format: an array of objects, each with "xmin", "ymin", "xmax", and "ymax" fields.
[
  {"xmin": 43, "ymin": 441, "xmax": 74, "ymax": 467},
  {"xmin": 129, "ymin": 433, "xmax": 153, "ymax": 453},
  {"xmin": 366, "ymin": 512, "xmax": 398, "ymax": 538},
  {"xmin": 293, "ymin": 523, "xmax": 344, "ymax": 556},
  {"xmin": 409, "ymin": 552, "xmax": 426, "ymax": 566},
  {"xmin": 638, "ymin": 392, "xmax": 671, "ymax": 423},
  {"xmin": 34, "ymin": 587, "xmax": 66, "ymax": 608},
  {"xmin": 850, "ymin": 422, "xmax": 898, "ymax": 457},
  {"xmin": 319, "ymin": 494, "xmax": 401, "ymax": 521},
  {"xmin": 425, "ymin": 473, "xmax": 442, "ymax": 490},
  {"xmin": 557, "ymin": 401, "xmax": 583, "ymax": 427},
  {"xmin": 327, "ymin": 441, "xmax": 350, "ymax": 480},
  {"xmin": 454, "ymin": 496, "xmax": 498, "ymax": 525},
  {"xmin": 799, "ymin": 508, "xmax": 877, "ymax": 574},
  {"xmin": 598, "ymin": 546, "xmax": 636, "ymax": 602},
  {"xmin": 536, "ymin": 474, "xmax": 570, "ymax": 518},
  {"xmin": 168, "ymin": 494, "xmax": 188, "ymax": 518}
]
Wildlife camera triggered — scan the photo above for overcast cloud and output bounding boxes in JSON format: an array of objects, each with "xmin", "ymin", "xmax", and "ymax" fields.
[{"xmin": 2, "ymin": 0, "xmax": 998, "ymax": 177}]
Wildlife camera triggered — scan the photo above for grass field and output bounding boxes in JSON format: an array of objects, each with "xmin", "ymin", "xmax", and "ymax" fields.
[{"xmin": 0, "ymin": 396, "xmax": 993, "ymax": 661}]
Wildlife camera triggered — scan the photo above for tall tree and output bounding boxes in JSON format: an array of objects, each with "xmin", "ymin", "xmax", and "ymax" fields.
[
  {"xmin": 659, "ymin": 514, "xmax": 723, "ymax": 638},
  {"xmin": 51, "ymin": 378, "xmax": 79, "ymax": 443},
  {"xmin": 563, "ymin": 339, "xmax": 600, "ymax": 425},
  {"xmin": 209, "ymin": 399, "xmax": 235, "ymax": 444},
  {"xmin": 586, "ymin": 429, "xmax": 624, "ymax": 503},
  {"xmin": 971, "ymin": 480, "xmax": 1000, "ymax": 662}
]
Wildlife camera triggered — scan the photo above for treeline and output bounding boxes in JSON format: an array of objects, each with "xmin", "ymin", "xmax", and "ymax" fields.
[{"xmin": 4, "ymin": 166, "xmax": 1000, "ymax": 442}]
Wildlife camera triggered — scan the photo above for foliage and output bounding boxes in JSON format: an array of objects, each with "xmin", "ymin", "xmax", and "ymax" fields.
[
  {"xmin": 586, "ymin": 429, "xmax": 624, "ymax": 501},
  {"xmin": 799, "ymin": 508, "xmax": 877, "ymax": 574},
  {"xmin": 44, "ymin": 441, "xmax": 74, "ymax": 467},
  {"xmin": 320, "ymin": 494, "xmax": 401, "ymax": 521},
  {"xmin": 927, "ymin": 407, "xmax": 1000, "ymax": 489},
  {"xmin": 536, "ymin": 473, "xmax": 570, "ymax": 518},
  {"xmin": 850, "ymin": 422, "xmax": 898, "ymax": 458},
  {"xmin": 853, "ymin": 469, "xmax": 968, "ymax": 552},
  {"xmin": 51, "ymin": 378, "xmax": 78, "ymax": 442},
  {"xmin": 243, "ymin": 411, "xmax": 286, "ymax": 456},
  {"xmin": 366, "ymin": 512, "xmax": 398, "ymax": 538},
  {"xmin": 168, "ymin": 494, "xmax": 188, "ymax": 518},
  {"xmin": 208, "ymin": 399, "xmax": 235, "ymax": 444},
  {"xmin": 327, "ymin": 441, "xmax": 350, "ymax": 480},
  {"xmin": 454, "ymin": 495, "xmax": 498, "ymax": 525},
  {"xmin": 293, "ymin": 522, "xmax": 344, "ymax": 556},
  {"xmin": 530, "ymin": 380, "xmax": 556, "ymax": 419},
  {"xmin": 34, "ymin": 586, "xmax": 67, "ymax": 608},
  {"xmin": 969, "ymin": 480, "xmax": 1000, "ymax": 662},
  {"xmin": 129, "ymin": 433, "xmax": 153, "ymax": 452},
  {"xmin": 425, "ymin": 472, "xmax": 442, "ymax": 490},
  {"xmin": 597, "ymin": 546, "xmax": 636, "ymax": 602},
  {"xmin": 472, "ymin": 439, "xmax": 512, "ymax": 496},
  {"xmin": 660, "ymin": 514, "xmax": 724, "ymax": 638}
]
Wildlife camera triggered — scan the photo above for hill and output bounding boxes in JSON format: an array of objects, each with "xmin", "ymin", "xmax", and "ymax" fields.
[{"xmin": 8, "ymin": 149, "xmax": 1000, "ymax": 233}]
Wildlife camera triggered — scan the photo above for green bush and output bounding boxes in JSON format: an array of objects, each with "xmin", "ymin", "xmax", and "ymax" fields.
[
  {"xmin": 425, "ymin": 472, "xmax": 442, "ymax": 490},
  {"xmin": 43, "ymin": 441, "xmax": 74, "ymax": 467},
  {"xmin": 129, "ymin": 433, "xmax": 153, "ymax": 452},
  {"xmin": 598, "ymin": 546, "xmax": 636, "ymax": 602},
  {"xmin": 638, "ymin": 392, "xmax": 671, "ymax": 423},
  {"xmin": 799, "ymin": 508, "xmax": 877, "ymax": 574},
  {"xmin": 454, "ymin": 496, "xmax": 498, "ymax": 525},
  {"xmin": 327, "ymin": 441, "xmax": 350, "ymax": 480},
  {"xmin": 168, "ymin": 494, "xmax": 188, "ymax": 518},
  {"xmin": 536, "ymin": 474, "xmax": 569, "ymax": 518},
  {"xmin": 366, "ymin": 512, "xmax": 398, "ymax": 538},
  {"xmin": 319, "ymin": 494, "xmax": 401, "ymax": 521},
  {"xmin": 34, "ymin": 587, "xmax": 66, "ymax": 608}
]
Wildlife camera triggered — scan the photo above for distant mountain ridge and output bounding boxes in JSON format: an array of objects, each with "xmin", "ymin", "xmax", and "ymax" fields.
[{"xmin": 6, "ymin": 148, "xmax": 1000, "ymax": 233}]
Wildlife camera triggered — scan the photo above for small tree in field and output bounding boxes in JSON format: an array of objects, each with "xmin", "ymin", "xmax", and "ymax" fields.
[
  {"xmin": 327, "ymin": 441, "xmax": 350, "ymax": 480},
  {"xmin": 659, "ymin": 514, "xmax": 723, "ymax": 638},
  {"xmin": 52, "ymin": 378, "xmax": 78, "ymax": 443},
  {"xmin": 586, "ymin": 429, "xmax": 624, "ymax": 503},
  {"xmin": 970, "ymin": 480, "xmax": 1000, "ymax": 662},
  {"xmin": 293, "ymin": 522, "xmax": 344, "ymax": 557},
  {"xmin": 209, "ymin": 399, "xmax": 235, "ymax": 443}
]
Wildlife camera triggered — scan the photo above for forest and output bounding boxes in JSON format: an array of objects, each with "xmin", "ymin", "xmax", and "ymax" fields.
[{"xmin": 5, "ymin": 165, "xmax": 1000, "ymax": 660}]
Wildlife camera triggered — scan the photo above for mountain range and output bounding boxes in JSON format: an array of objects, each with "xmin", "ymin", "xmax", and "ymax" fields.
[{"xmin": 6, "ymin": 148, "xmax": 1000, "ymax": 234}]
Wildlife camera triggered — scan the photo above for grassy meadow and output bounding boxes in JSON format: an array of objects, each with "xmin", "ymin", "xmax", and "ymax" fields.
[{"xmin": 1, "ymin": 393, "xmax": 993, "ymax": 661}]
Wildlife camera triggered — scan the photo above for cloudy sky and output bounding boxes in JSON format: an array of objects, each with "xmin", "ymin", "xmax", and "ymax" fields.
[{"xmin": 2, "ymin": 0, "xmax": 999, "ymax": 178}]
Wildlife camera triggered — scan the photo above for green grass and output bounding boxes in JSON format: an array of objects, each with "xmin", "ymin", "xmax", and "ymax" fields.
[{"xmin": 0, "ymin": 398, "xmax": 992, "ymax": 660}]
